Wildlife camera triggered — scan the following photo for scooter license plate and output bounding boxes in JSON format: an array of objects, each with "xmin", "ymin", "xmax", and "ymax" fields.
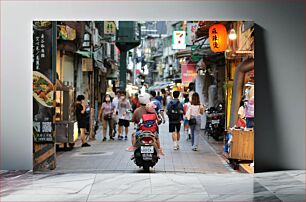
[
  {"xmin": 212, "ymin": 120, "xmax": 220, "ymax": 124},
  {"xmin": 141, "ymin": 146, "xmax": 154, "ymax": 154}
]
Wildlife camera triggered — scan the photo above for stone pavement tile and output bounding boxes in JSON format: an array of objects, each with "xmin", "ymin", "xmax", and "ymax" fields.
[
  {"xmin": 255, "ymin": 173, "xmax": 305, "ymax": 195},
  {"xmin": 90, "ymin": 174, "xmax": 151, "ymax": 195},
  {"xmin": 1, "ymin": 173, "xmax": 95, "ymax": 196},
  {"xmin": 210, "ymin": 194, "xmax": 282, "ymax": 202},
  {"xmin": 197, "ymin": 174, "xmax": 255, "ymax": 195},
  {"xmin": 150, "ymin": 173, "xmax": 208, "ymax": 195},
  {"xmin": 286, "ymin": 170, "xmax": 306, "ymax": 183},
  {"xmin": 1, "ymin": 194, "xmax": 89, "ymax": 202},
  {"xmin": 275, "ymin": 194, "xmax": 306, "ymax": 202},
  {"xmin": 88, "ymin": 194, "xmax": 212, "ymax": 202}
]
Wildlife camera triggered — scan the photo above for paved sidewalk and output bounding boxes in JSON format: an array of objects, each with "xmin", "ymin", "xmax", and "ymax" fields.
[
  {"xmin": 54, "ymin": 121, "xmax": 234, "ymax": 174},
  {"xmin": 1, "ymin": 170, "xmax": 305, "ymax": 201}
]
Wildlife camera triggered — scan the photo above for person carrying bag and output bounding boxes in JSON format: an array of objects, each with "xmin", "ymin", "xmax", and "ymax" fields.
[{"xmin": 186, "ymin": 92, "xmax": 204, "ymax": 151}]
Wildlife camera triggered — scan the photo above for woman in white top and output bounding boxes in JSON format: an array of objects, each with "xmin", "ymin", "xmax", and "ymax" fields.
[{"xmin": 186, "ymin": 92, "xmax": 204, "ymax": 151}]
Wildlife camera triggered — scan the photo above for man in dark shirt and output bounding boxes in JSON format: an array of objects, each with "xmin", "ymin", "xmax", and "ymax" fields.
[
  {"xmin": 75, "ymin": 95, "xmax": 91, "ymax": 147},
  {"xmin": 167, "ymin": 91, "xmax": 184, "ymax": 150},
  {"xmin": 150, "ymin": 91, "xmax": 165, "ymax": 123}
]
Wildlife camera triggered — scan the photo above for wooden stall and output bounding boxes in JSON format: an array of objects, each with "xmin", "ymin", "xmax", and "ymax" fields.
[{"xmin": 229, "ymin": 129, "xmax": 254, "ymax": 161}]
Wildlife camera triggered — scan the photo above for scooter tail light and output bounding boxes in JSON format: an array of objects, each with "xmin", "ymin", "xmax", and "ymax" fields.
[{"xmin": 141, "ymin": 137, "xmax": 154, "ymax": 144}]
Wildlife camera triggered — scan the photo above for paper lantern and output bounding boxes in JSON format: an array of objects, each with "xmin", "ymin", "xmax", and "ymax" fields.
[{"xmin": 209, "ymin": 24, "xmax": 228, "ymax": 52}]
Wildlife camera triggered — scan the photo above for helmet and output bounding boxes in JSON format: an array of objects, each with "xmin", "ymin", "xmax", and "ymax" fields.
[
  {"xmin": 138, "ymin": 93, "xmax": 150, "ymax": 105},
  {"xmin": 145, "ymin": 102, "xmax": 157, "ymax": 113}
]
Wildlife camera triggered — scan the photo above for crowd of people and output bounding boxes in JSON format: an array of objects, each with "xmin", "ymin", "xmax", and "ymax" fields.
[
  {"xmin": 75, "ymin": 81, "xmax": 254, "ymax": 152},
  {"xmin": 75, "ymin": 82, "xmax": 206, "ymax": 152}
]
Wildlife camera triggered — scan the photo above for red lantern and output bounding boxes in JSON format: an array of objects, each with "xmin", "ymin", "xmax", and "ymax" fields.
[{"xmin": 209, "ymin": 24, "xmax": 228, "ymax": 52}]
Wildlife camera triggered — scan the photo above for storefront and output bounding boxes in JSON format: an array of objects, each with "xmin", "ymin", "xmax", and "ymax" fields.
[
  {"xmin": 193, "ymin": 21, "xmax": 254, "ymax": 172},
  {"xmin": 224, "ymin": 21, "xmax": 255, "ymax": 172}
]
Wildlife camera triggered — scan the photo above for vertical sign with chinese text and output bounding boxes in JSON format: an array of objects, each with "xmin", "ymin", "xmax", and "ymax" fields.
[{"xmin": 33, "ymin": 21, "xmax": 56, "ymax": 171}]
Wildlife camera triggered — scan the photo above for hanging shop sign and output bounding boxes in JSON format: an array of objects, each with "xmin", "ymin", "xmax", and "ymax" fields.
[
  {"xmin": 181, "ymin": 63, "xmax": 197, "ymax": 86},
  {"xmin": 186, "ymin": 22, "xmax": 198, "ymax": 46},
  {"xmin": 82, "ymin": 58, "xmax": 93, "ymax": 71},
  {"xmin": 104, "ymin": 21, "xmax": 116, "ymax": 35},
  {"xmin": 172, "ymin": 31, "xmax": 186, "ymax": 50},
  {"xmin": 33, "ymin": 21, "xmax": 56, "ymax": 144},
  {"xmin": 209, "ymin": 24, "xmax": 228, "ymax": 52}
]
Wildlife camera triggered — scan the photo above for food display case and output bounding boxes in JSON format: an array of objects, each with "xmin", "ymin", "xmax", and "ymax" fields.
[{"xmin": 55, "ymin": 82, "xmax": 78, "ymax": 150}]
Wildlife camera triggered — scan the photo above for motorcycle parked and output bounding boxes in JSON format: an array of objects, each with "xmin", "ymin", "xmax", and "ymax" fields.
[{"xmin": 205, "ymin": 104, "xmax": 225, "ymax": 141}]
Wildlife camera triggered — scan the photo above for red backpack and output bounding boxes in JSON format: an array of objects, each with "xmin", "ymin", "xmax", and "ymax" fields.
[{"xmin": 139, "ymin": 113, "xmax": 158, "ymax": 133}]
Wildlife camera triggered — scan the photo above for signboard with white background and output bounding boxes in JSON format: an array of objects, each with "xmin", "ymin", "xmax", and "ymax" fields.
[{"xmin": 172, "ymin": 31, "xmax": 186, "ymax": 49}]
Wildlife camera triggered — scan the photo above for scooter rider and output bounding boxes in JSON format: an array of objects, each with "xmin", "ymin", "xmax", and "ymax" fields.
[{"xmin": 130, "ymin": 93, "xmax": 164, "ymax": 155}]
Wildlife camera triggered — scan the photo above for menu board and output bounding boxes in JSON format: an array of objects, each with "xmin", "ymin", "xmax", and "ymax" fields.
[{"xmin": 33, "ymin": 21, "xmax": 55, "ymax": 143}]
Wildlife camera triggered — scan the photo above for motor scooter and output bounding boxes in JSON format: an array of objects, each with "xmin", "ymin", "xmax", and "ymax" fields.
[
  {"xmin": 132, "ymin": 131, "xmax": 159, "ymax": 172},
  {"xmin": 131, "ymin": 110, "xmax": 161, "ymax": 172},
  {"xmin": 205, "ymin": 104, "xmax": 225, "ymax": 141}
]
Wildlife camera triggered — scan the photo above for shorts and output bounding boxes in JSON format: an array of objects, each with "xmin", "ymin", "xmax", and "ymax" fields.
[
  {"xmin": 118, "ymin": 119, "xmax": 130, "ymax": 127},
  {"xmin": 184, "ymin": 119, "xmax": 189, "ymax": 126},
  {"xmin": 169, "ymin": 123, "xmax": 181, "ymax": 133},
  {"xmin": 77, "ymin": 118, "xmax": 87, "ymax": 129}
]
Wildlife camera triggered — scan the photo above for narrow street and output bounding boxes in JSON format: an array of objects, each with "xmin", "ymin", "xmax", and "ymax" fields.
[{"xmin": 54, "ymin": 119, "xmax": 235, "ymax": 174}]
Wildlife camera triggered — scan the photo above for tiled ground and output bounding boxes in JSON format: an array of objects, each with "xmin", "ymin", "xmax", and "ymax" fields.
[
  {"xmin": 54, "ymin": 120, "xmax": 233, "ymax": 174},
  {"xmin": 0, "ymin": 170, "xmax": 305, "ymax": 201}
]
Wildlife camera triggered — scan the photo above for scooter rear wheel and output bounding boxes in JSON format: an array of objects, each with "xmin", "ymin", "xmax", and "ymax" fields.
[{"xmin": 143, "ymin": 162, "xmax": 150, "ymax": 173}]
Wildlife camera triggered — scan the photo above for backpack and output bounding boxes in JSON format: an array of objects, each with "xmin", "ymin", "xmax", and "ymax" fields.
[
  {"xmin": 139, "ymin": 113, "xmax": 158, "ymax": 133},
  {"xmin": 167, "ymin": 101, "xmax": 181, "ymax": 121}
]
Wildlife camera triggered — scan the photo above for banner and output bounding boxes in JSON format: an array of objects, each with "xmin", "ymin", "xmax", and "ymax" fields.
[
  {"xmin": 181, "ymin": 64, "xmax": 197, "ymax": 86},
  {"xmin": 33, "ymin": 21, "xmax": 55, "ymax": 144}
]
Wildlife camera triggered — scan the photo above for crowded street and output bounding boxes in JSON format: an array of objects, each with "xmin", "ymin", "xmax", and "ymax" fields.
[{"xmin": 55, "ymin": 118, "xmax": 234, "ymax": 174}]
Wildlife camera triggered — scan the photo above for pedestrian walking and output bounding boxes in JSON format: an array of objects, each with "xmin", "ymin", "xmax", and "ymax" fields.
[
  {"xmin": 75, "ymin": 95, "xmax": 91, "ymax": 147},
  {"xmin": 156, "ymin": 91, "xmax": 163, "ymax": 103},
  {"xmin": 112, "ymin": 90, "xmax": 121, "ymax": 137},
  {"xmin": 116, "ymin": 91, "xmax": 132, "ymax": 140},
  {"xmin": 98, "ymin": 94, "xmax": 115, "ymax": 141},
  {"xmin": 150, "ymin": 90, "xmax": 165, "ymax": 123},
  {"xmin": 166, "ymin": 91, "xmax": 184, "ymax": 150},
  {"xmin": 166, "ymin": 91, "xmax": 172, "ymax": 107},
  {"xmin": 183, "ymin": 97, "xmax": 191, "ymax": 140},
  {"xmin": 131, "ymin": 93, "xmax": 140, "ymax": 113},
  {"xmin": 186, "ymin": 92, "xmax": 204, "ymax": 151},
  {"xmin": 188, "ymin": 82, "xmax": 195, "ymax": 103},
  {"xmin": 160, "ymin": 89, "xmax": 167, "ymax": 108}
]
